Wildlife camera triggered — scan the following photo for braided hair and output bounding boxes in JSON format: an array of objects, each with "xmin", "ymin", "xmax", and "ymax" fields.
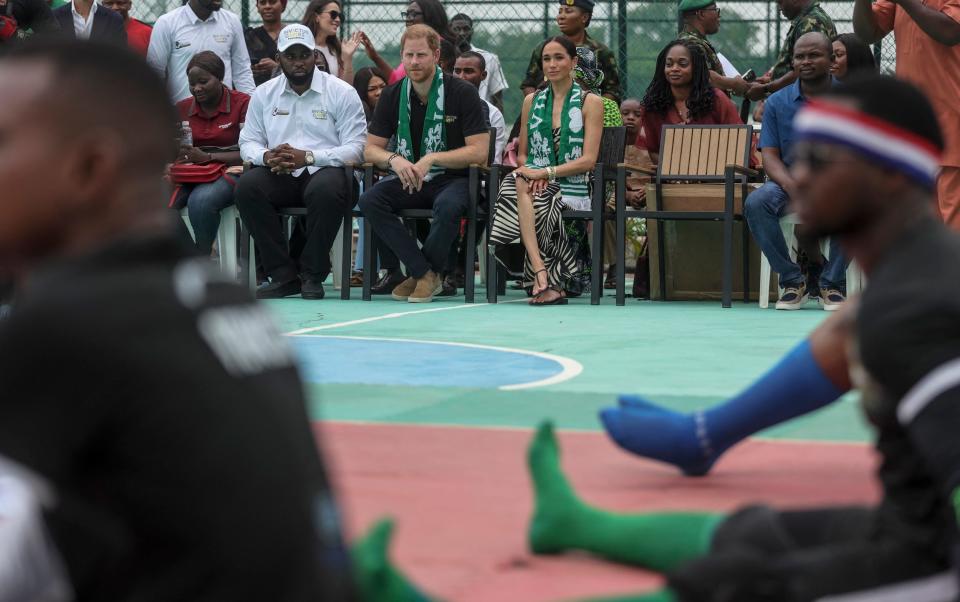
[
  {"xmin": 642, "ymin": 40, "xmax": 715, "ymax": 121},
  {"xmin": 186, "ymin": 50, "xmax": 225, "ymax": 81}
]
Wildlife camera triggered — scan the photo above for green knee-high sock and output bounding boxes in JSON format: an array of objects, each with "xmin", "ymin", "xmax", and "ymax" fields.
[
  {"xmin": 579, "ymin": 589, "xmax": 678, "ymax": 602},
  {"xmin": 352, "ymin": 518, "xmax": 437, "ymax": 602},
  {"xmin": 528, "ymin": 422, "xmax": 724, "ymax": 573}
]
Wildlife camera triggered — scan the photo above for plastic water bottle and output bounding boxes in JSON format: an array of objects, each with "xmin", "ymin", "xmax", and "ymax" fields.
[{"xmin": 180, "ymin": 121, "xmax": 192, "ymax": 147}]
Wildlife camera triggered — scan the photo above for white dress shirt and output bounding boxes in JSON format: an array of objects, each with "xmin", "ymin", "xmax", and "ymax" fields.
[
  {"xmin": 471, "ymin": 45, "xmax": 508, "ymax": 103},
  {"xmin": 146, "ymin": 4, "xmax": 255, "ymax": 103},
  {"xmin": 71, "ymin": 0, "xmax": 96, "ymax": 39},
  {"xmin": 240, "ymin": 68, "xmax": 366, "ymax": 177},
  {"xmin": 484, "ymin": 99, "xmax": 507, "ymax": 163}
]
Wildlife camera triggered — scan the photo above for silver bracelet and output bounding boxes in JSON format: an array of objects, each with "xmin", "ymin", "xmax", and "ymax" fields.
[{"xmin": 547, "ymin": 166, "xmax": 556, "ymax": 182}]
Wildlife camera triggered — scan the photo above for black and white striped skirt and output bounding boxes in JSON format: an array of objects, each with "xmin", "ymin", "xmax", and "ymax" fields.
[{"xmin": 488, "ymin": 173, "xmax": 578, "ymax": 291}]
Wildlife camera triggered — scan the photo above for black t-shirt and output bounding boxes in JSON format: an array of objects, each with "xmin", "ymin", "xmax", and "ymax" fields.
[
  {"xmin": 0, "ymin": 233, "xmax": 356, "ymax": 601},
  {"xmin": 369, "ymin": 71, "xmax": 488, "ymax": 176},
  {"xmin": 856, "ymin": 215, "xmax": 960, "ymax": 558}
]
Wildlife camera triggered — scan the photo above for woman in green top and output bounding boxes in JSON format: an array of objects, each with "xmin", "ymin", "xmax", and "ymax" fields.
[{"xmin": 489, "ymin": 36, "xmax": 604, "ymax": 305}]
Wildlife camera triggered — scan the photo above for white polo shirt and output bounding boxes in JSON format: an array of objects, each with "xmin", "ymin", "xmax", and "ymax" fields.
[
  {"xmin": 239, "ymin": 68, "xmax": 367, "ymax": 177},
  {"xmin": 470, "ymin": 45, "xmax": 508, "ymax": 103},
  {"xmin": 71, "ymin": 0, "xmax": 96, "ymax": 39},
  {"xmin": 484, "ymin": 99, "xmax": 507, "ymax": 163},
  {"xmin": 146, "ymin": 4, "xmax": 255, "ymax": 103}
]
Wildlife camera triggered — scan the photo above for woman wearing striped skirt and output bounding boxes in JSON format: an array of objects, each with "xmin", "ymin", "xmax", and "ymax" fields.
[{"xmin": 489, "ymin": 36, "xmax": 603, "ymax": 305}]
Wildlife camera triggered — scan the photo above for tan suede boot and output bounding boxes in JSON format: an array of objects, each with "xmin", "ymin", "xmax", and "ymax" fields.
[
  {"xmin": 407, "ymin": 271, "xmax": 442, "ymax": 303},
  {"xmin": 390, "ymin": 277, "xmax": 418, "ymax": 301}
]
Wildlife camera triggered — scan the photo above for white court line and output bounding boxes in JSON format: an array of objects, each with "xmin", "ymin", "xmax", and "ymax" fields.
[
  {"xmin": 284, "ymin": 300, "xmax": 525, "ymax": 336},
  {"xmin": 290, "ymin": 334, "xmax": 583, "ymax": 390}
]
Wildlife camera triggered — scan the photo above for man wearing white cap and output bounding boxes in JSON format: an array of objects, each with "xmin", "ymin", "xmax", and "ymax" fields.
[{"xmin": 237, "ymin": 23, "xmax": 367, "ymax": 300}]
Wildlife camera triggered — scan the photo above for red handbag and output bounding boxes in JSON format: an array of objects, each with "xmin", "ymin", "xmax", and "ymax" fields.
[
  {"xmin": 169, "ymin": 162, "xmax": 227, "ymax": 184},
  {"xmin": 166, "ymin": 162, "xmax": 235, "ymax": 208}
]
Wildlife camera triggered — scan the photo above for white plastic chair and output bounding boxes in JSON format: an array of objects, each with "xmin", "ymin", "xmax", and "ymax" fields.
[
  {"xmin": 179, "ymin": 206, "xmax": 242, "ymax": 280},
  {"xmin": 758, "ymin": 213, "xmax": 864, "ymax": 308}
]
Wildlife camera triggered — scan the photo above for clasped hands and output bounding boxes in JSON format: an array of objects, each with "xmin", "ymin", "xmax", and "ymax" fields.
[
  {"xmin": 514, "ymin": 165, "xmax": 550, "ymax": 197},
  {"xmin": 264, "ymin": 144, "xmax": 309, "ymax": 174},
  {"xmin": 389, "ymin": 154, "xmax": 437, "ymax": 193}
]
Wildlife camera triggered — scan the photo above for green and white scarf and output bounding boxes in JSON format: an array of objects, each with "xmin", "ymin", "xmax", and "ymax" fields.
[
  {"xmin": 397, "ymin": 67, "xmax": 446, "ymax": 181},
  {"xmin": 526, "ymin": 81, "xmax": 589, "ymax": 206}
]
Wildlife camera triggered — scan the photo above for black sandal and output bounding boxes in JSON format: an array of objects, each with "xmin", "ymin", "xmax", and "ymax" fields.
[{"xmin": 530, "ymin": 285, "xmax": 568, "ymax": 306}]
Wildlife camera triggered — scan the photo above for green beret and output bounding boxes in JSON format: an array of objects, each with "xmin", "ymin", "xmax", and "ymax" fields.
[
  {"xmin": 679, "ymin": 0, "xmax": 715, "ymax": 12},
  {"xmin": 559, "ymin": 0, "xmax": 594, "ymax": 12}
]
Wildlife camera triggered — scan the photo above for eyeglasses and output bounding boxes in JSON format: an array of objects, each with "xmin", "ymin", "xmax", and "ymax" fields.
[
  {"xmin": 319, "ymin": 9, "xmax": 341, "ymax": 20},
  {"xmin": 699, "ymin": 6, "xmax": 720, "ymax": 14},
  {"xmin": 400, "ymin": 10, "xmax": 422, "ymax": 20}
]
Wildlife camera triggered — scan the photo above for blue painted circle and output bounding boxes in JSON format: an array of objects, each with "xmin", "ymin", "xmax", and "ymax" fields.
[{"xmin": 290, "ymin": 337, "xmax": 564, "ymax": 388}]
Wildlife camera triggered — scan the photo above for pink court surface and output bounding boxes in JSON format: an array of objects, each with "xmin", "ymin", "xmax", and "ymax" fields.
[{"xmin": 269, "ymin": 294, "xmax": 876, "ymax": 601}]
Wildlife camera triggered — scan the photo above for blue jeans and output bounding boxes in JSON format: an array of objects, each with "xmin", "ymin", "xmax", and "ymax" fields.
[
  {"xmin": 186, "ymin": 176, "xmax": 235, "ymax": 253},
  {"xmin": 744, "ymin": 181, "xmax": 848, "ymax": 290}
]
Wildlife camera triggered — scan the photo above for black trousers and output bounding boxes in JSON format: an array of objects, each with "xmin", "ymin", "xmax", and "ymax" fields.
[
  {"xmin": 235, "ymin": 166, "xmax": 350, "ymax": 283},
  {"xmin": 669, "ymin": 505, "xmax": 954, "ymax": 602},
  {"xmin": 358, "ymin": 175, "xmax": 469, "ymax": 279}
]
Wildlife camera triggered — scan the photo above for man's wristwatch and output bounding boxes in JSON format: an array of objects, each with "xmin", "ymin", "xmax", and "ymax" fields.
[{"xmin": 305, "ymin": 151, "xmax": 315, "ymax": 166}]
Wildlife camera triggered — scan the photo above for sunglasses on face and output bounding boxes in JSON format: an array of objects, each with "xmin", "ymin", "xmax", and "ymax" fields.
[
  {"xmin": 319, "ymin": 9, "xmax": 341, "ymax": 20},
  {"xmin": 401, "ymin": 9, "xmax": 422, "ymax": 19}
]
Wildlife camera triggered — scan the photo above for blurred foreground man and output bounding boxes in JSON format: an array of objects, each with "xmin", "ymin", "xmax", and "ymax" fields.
[{"xmin": 0, "ymin": 40, "xmax": 355, "ymax": 602}]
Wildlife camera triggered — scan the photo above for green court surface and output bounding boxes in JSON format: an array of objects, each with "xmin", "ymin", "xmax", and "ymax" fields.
[
  {"xmin": 268, "ymin": 290, "xmax": 871, "ymax": 444},
  {"xmin": 268, "ymin": 290, "xmax": 877, "ymax": 601}
]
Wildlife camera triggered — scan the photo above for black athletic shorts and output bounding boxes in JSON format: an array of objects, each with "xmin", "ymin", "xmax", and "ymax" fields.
[{"xmin": 666, "ymin": 505, "xmax": 957, "ymax": 602}]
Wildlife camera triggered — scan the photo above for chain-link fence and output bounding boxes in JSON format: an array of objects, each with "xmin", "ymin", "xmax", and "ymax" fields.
[{"xmin": 133, "ymin": 0, "xmax": 895, "ymax": 124}]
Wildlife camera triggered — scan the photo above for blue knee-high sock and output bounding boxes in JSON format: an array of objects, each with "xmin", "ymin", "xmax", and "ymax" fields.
[{"xmin": 600, "ymin": 340, "xmax": 845, "ymax": 476}]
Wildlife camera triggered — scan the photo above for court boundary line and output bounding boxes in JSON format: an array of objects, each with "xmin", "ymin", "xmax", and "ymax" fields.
[
  {"xmin": 316, "ymin": 419, "xmax": 871, "ymax": 447},
  {"xmin": 284, "ymin": 300, "xmax": 525, "ymax": 336},
  {"xmin": 290, "ymin": 334, "xmax": 583, "ymax": 390}
]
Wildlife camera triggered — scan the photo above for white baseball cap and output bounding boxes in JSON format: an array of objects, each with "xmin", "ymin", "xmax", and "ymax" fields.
[{"xmin": 277, "ymin": 24, "xmax": 316, "ymax": 52}]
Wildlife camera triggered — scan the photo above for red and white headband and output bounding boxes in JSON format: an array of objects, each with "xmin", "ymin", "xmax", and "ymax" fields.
[{"xmin": 793, "ymin": 100, "xmax": 942, "ymax": 189}]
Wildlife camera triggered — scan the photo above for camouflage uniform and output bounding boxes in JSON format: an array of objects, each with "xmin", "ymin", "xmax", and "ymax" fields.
[
  {"xmin": 521, "ymin": 33, "xmax": 622, "ymax": 103},
  {"xmin": 770, "ymin": 0, "xmax": 837, "ymax": 79},
  {"xmin": 678, "ymin": 28, "xmax": 723, "ymax": 77}
]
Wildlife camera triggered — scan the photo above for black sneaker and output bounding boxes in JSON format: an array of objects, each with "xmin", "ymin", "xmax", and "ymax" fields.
[
  {"xmin": 775, "ymin": 281, "xmax": 808, "ymax": 310},
  {"xmin": 301, "ymin": 279, "xmax": 325, "ymax": 300},
  {"xmin": 256, "ymin": 278, "xmax": 301, "ymax": 299}
]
